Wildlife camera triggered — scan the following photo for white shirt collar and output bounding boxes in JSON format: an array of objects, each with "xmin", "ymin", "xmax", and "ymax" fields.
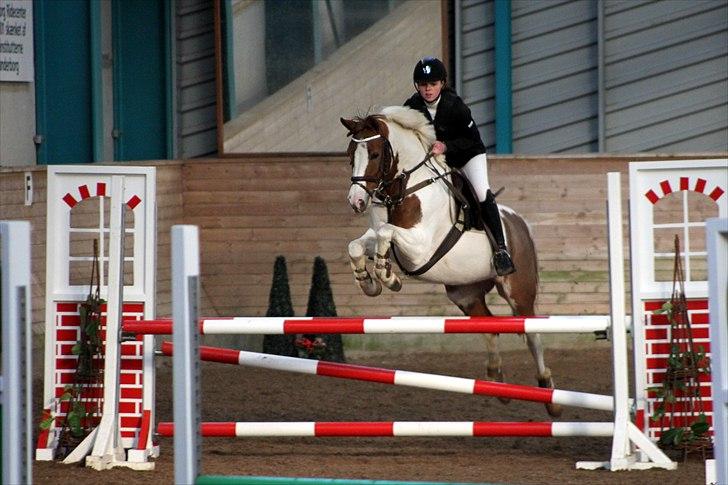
[{"xmin": 425, "ymin": 96, "xmax": 440, "ymax": 119}]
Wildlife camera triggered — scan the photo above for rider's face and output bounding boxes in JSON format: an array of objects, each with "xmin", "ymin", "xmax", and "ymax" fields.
[{"xmin": 416, "ymin": 81, "xmax": 444, "ymax": 103}]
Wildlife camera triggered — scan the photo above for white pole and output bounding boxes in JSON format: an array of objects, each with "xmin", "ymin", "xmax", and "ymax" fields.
[
  {"xmin": 706, "ymin": 218, "xmax": 728, "ymax": 485},
  {"xmin": 606, "ymin": 172, "xmax": 632, "ymax": 469},
  {"xmin": 87, "ymin": 176, "xmax": 126, "ymax": 468},
  {"xmin": 172, "ymin": 225, "xmax": 201, "ymax": 484},
  {"xmin": 1, "ymin": 221, "xmax": 33, "ymax": 485}
]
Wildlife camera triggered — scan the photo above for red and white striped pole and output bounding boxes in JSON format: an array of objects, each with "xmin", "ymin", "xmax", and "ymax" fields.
[
  {"xmin": 160, "ymin": 342, "xmax": 614, "ymax": 412},
  {"xmin": 157, "ymin": 421, "xmax": 614, "ymax": 438},
  {"xmin": 125, "ymin": 315, "xmax": 610, "ymax": 335}
]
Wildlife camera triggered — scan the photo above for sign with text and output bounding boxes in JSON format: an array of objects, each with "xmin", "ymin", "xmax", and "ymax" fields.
[{"xmin": 0, "ymin": 0, "xmax": 33, "ymax": 82}]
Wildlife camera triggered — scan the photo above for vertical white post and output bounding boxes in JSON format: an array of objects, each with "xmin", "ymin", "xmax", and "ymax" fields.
[
  {"xmin": 1, "ymin": 221, "xmax": 33, "ymax": 484},
  {"xmin": 172, "ymin": 225, "xmax": 201, "ymax": 484},
  {"xmin": 706, "ymin": 218, "xmax": 728, "ymax": 485},
  {"xmin": 87, "ymin": 176, "xmax": 126, "ymax": 468},
  {"xmin": 606, "ymin": 172, "xmax": 632, "ymax": 469},
  {"xmin": 578, "ymin": 173, "xmax": 674, "ymax": 471}
]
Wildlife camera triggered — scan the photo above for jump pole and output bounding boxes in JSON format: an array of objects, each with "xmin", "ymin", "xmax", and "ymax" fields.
[
  {"xmin": 125, "ymin": 315, "xmax": 610, "ymax": 335},
  {"xmin": 158, "ymin": 421, "xmax": 614, "ymax": 438},
  {"xmin": 160, "ymin": 341, "xmax": 615, "ymax": 412},
  {"xmin": 196, "ymin": 476, "xmax": 489, "ymax": 485},
  {"xmin": 1, "ymin": 221, "xmax": 33, "ymax": 484}
]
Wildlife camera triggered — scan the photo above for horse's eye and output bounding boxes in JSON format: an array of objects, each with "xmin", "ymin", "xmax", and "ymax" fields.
[{"xmin": 369, "ymin": 152, "xmax": 379, "ymax": 159}]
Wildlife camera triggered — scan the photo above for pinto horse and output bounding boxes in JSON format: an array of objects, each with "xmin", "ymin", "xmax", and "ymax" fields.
[{"xmin": 340, "ymin": 106, "xmax": 561, "ymax": 417}]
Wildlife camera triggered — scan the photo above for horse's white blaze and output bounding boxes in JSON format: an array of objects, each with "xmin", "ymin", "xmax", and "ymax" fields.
[{"xmin": 348, "ymin": 143, "xmax": 371, "ymax": 212}]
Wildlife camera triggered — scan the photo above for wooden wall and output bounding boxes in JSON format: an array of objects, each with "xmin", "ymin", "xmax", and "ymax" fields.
[
  {"xmin": 0, "ymin": 166, "xmax": 49, "ymax": 328},
  {"xmin": 1, "ymin": 154, "xmax": 723, "ymax": 343}
]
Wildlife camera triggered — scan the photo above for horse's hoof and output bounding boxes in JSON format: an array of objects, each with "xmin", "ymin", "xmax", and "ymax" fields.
[
  {"xmin": 363, "ymin": 280, "xmax": 382, "ymax": 297},
  {"xmin": 487, "ymin": 366, "xmax": 504, "ymax": 381},
  {"xmin": 389, "ymin": 279, "xmax": 402, "ymax": 292},
  {"xmin": 357, "ymin": 274, "xmax": 382, "ymax": 297},
  {"xmin": 545, "ymin": 402, "xmax": 563, "ymax": 418},
  {"xmin": 537, "ymin": 375, "xmax": 563, "ymax": 418},
  {"xmin": 487, "ymin": 367, "xmax": 510, "ymax": 404}
]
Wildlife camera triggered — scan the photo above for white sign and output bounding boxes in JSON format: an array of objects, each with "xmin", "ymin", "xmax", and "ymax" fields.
[{"xmin": 0, "ymin": 0, "xmax": 33, "ymax": 82}]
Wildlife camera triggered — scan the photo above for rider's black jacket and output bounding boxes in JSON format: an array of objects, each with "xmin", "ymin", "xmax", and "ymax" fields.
[{"xmin": 404, "ymin": 88, "xmax": 486, "ymax": 168}]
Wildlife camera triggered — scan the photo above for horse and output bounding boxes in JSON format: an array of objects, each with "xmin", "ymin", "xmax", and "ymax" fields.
[{"xmin": 340, "ymin": 106, "xmax": 561, "ymax": 417}]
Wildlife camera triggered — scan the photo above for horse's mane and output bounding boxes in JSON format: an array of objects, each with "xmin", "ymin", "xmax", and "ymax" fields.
[{"xmin": 379, "ymin": 106, "xmax": 436, "ymax": 149}]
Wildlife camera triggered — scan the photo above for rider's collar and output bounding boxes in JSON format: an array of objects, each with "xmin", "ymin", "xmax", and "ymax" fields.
[{"xmin": 425, "ymin": 96, "xmax": 441, "ymax": 109}]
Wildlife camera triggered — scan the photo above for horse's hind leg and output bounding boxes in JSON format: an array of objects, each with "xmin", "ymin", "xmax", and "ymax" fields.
[
  {"xmin": 524, "ymin": 333, "xmax": 561, "ymax": 417},
  {"xmin": 496, "ymin": 279, "xmax": 562, "ymax": 418},
  {"xmin": 445, "ymin": 283, "xmax": 509, "ymax": 404}
]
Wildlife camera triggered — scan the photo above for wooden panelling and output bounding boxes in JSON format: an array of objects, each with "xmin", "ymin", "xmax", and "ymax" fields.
[{"xmin": 179, "ymin": 155, "xmax": 672, "ymax": 320}]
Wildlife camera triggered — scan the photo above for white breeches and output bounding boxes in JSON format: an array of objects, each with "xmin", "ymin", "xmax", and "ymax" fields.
[{"xmin": 460, "ymin": 153, "xmax": 490, "ymax": 202}]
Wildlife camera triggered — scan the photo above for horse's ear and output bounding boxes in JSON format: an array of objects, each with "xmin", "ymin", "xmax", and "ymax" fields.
[{"xmin": 340, "ymin": 117, "xmax": 356, "ymax": 135}]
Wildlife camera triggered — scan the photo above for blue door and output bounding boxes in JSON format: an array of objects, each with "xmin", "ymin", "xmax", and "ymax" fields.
[
  {"xmin": 34, "ymin": 0, "xmax": 96, "ymax": 164},
  {"xmin": 112, "ymin": 0, "xmax": 172, "ymax": 160},
  {"xmin": 33, "ymin": 0, "xmax": 172, "ymax": 164}
]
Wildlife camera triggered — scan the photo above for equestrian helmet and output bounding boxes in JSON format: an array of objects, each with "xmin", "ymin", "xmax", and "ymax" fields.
[{"xmin": 413, "ymin": 57, "xmax": 447, "ymax": 84}]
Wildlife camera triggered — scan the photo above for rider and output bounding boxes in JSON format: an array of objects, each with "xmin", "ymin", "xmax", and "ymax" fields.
[{"xmin": 404, "ymin": 57, "xmax": 515, "ymax": 276}]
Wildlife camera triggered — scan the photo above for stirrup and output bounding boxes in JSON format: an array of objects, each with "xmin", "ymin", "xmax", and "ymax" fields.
[{"xmin": 493, "ymin": 249, "xmax": 516, "ymax": 276}]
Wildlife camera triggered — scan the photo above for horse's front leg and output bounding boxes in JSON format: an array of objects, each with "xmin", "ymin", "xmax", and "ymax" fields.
[
  {"xmin": 371, "ymin": 224, "xmax": 401, "ymax": 291},
  {"xmin": 348, "ymin": 229, "xmax": 382, "ymax": 297},
  {"xmin": 374, "ymin": 224, "xmax": 427, "ymax": 292}
]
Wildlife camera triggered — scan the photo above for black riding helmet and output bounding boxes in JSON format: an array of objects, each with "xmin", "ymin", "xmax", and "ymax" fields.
[{"xmin": 413, "ymin": 57, "xmax": 447, "ymax": 84}]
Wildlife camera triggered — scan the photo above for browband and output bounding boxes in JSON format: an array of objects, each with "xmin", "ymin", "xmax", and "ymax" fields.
[{"xmin": 352, "ymin": 134, "xmax": 382, "ymax": 143}]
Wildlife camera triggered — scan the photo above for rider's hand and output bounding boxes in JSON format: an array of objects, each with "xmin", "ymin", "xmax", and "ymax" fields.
[{"xmin": 431, "ymin": 141, "xmax": 446, "ymax": 155}]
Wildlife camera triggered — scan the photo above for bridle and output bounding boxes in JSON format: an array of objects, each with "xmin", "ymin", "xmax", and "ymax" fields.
[
  {"xmin": 348, "ymin": 134, "xmax": 394, "ymax": 202},
  {"xmin": 348, "ymin": 133, "xmax": 447, "ymax": 208}
]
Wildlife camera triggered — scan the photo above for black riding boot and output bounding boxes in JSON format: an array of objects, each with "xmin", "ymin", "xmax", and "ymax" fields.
[{"xmin": 480, "ymin": 190, "xmax": 516, "ymax": 276}]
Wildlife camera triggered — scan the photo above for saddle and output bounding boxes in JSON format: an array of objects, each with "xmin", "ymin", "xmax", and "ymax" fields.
[{"xmin": 448, "ymin": 169, "xmax": 485, "ymax": 232}]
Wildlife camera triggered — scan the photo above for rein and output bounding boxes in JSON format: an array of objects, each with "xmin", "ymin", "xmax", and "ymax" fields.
[{"xmin": 373, "ymin": 152, "xmax": 444, "ymax": 207}]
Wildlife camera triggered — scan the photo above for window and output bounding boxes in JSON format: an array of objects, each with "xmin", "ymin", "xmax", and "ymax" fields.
[
  {"xmin": 651, "ymin": 188, "xmax": 719, "ymax": 283},
  {"xmin": 68, "ymin": 196, "xmax": 135, "ymax": 288}
]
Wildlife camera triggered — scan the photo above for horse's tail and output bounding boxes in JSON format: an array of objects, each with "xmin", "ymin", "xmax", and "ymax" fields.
[
  {"xmin": 523, "ymin": 217, "xmax": 540, "ymax": 289},
  {"xmin": 501, "ymin": 207, "xmax": 540, "ymax": 314}
]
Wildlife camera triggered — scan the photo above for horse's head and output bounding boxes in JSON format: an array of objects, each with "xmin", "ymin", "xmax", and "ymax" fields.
[{"xmin": 340, "ymin": 114, "xmax": 398, "ymax": 213}]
